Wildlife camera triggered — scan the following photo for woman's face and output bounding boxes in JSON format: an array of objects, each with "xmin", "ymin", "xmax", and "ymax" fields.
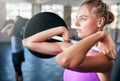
[{"xmin": 75, "ymin": 5, "xmax": 100, "ymax": 38}]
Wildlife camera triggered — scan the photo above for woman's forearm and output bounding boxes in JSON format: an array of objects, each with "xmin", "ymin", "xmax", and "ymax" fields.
[
  {"xmin": 56, "ymin": 31, "xmax": 106, "ymax": 68},
  {"xmin": 22, "ymin": 26, "xmax": 69, "ymax": 47}
]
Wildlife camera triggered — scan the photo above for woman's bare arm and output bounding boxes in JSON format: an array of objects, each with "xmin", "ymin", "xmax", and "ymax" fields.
[
  {"xmin": 56, "ymin": 31, "xmax": 116, "ymax": 72},
  {"xmin": 1, "ymin": 24, "xmax": 13, "ymax": 37},
  {"xmin": 22, "ymin": 26, "xmax": 70, "ymax": 55},
  {"xmin": 22, "ymin": 26, "xmax": 116, "ymax": 72}
]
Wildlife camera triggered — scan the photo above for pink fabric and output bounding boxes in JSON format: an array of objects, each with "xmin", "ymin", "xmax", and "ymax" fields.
[{"xmin": 64, "ymin": 49, "xmax": 100, "ymax": 81}]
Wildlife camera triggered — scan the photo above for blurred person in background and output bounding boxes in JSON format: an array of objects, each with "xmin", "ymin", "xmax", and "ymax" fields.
[{"xmin": 1, "ymin": 16, "xmax": 28, "ymax": 81}]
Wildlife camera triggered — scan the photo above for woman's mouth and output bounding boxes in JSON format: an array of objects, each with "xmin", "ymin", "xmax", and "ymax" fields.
[{"xmin": 76, "ymin": 29, "xmax": 82, "ymax": 33}]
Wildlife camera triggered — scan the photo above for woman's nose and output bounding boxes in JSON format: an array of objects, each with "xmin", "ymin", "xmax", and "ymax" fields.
[{"xmin": 75, "ymin": 19, "xmax": 80, "ymax": 27}]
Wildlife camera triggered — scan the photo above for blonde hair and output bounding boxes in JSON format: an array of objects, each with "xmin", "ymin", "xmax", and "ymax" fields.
[{"xmin": 81, "ymin": 0, "xmax": 114, "ymax": 25}]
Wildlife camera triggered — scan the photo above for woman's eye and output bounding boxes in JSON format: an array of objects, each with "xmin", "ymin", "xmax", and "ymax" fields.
[{"xmin": 81, "ymin": 18, "xmax": 86, "ymax": 21}]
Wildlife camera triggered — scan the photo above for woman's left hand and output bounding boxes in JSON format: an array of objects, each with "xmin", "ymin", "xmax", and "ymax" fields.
[{"xmin": 98, "ymin": 32, "xmax": 117, "ymax": 60}]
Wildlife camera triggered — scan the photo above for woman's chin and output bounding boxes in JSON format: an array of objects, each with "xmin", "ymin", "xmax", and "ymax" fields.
[{"xmin": 77, "ymin": 33, "xmax": 84, "ymax": 38}]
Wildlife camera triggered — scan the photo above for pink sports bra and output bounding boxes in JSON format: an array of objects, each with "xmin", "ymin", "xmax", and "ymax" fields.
[{"xmin": 64, "ymin": 46, "xmax": 100, "ymax": 81}]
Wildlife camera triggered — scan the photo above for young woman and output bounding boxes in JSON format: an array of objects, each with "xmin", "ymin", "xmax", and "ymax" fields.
[{"xmin": 22, "ymin": 0, "xmax": 116, "ymax": 81}]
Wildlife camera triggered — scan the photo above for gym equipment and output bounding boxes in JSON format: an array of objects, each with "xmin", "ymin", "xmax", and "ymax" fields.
[
  {"xmin": 23, "ymin": 12, "xmax": 68, "ymax": 58},
  {"xmin": 23, "ymin": 12, "xmax": 100, "ymax": 59}
]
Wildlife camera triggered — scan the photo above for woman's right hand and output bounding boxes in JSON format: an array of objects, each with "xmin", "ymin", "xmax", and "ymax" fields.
[{"xmin": 60, "ymin": 27, "xmax": 70, "ymax": 42}]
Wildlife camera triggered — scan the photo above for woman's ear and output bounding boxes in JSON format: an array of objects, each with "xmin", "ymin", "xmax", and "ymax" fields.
[{"xmin": 97, "ymin": 17, "xmax": 105, "ymax": 28}]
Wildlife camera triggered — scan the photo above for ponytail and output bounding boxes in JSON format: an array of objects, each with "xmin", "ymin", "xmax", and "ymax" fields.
[{"xmin": 107, "ymin": 11, "xmax": 114, "ymax": 24}]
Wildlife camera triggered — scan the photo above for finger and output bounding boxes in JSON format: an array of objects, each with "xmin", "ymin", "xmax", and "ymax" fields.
[
  {"xmin": 100, "ymin": 48, "xmax": 106, "ymax": 54},
  {"xmin": 102, "ymin": 48, "xmax": 108, "ymax": 55},
  {"xmin": 106, "ymin": 50, "xmax": 115, "ymax": 60},
  {"xmin": 63, "ymin": 34, "xmax": 70, "ymax": 42},
  {"xmin": 106, "ymin": 53, "xmax": 113, "ymax": 60},
  {"xmin": 63, "ymin": 38, "xmax": 70, "ymax": 42},
  {"xmin": 109, "ymin": 48, "xmax": 117, "ymax": 60},
  {"xmin": 112, "ymin": 49, "xmax": 117, "ymax": 59},
  {"xmin": 109, "ymin": 51, "xmax": 115, "ymax": 60}
]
